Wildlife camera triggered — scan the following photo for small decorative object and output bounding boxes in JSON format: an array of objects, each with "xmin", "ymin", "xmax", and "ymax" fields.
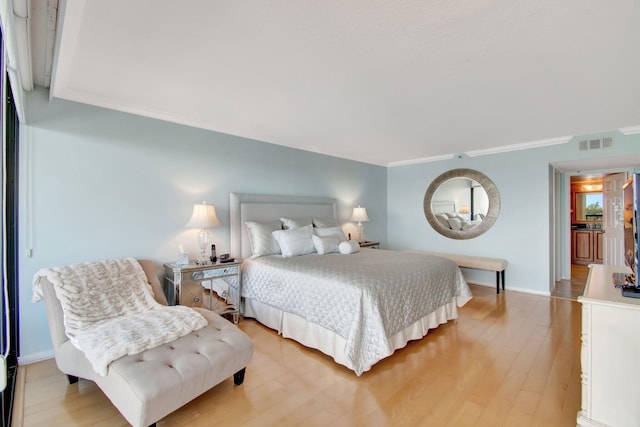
[
  {"xmin": 350, "ymin": 205, "xmax": 369, "ymax": 243},
  {"xmin": 185, "ymin": 201, "xmax": 221, "ymax": 265},
  {"xmin": 210, "ymin": 244, "xmax": 217, "ymax": 263},
  {"xmin": 176, "ymin": 244, "xmax": 189, "ymax": 266}
]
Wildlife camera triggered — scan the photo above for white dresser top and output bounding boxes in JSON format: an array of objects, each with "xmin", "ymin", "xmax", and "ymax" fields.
[{"xmin": 579, "ymin": 264, "xmax": 640, "ymax": 309}]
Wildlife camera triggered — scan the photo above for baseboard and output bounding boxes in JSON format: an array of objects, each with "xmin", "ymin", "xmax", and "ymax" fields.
[{"xmin": 18, "ymin": 350, "xmax": 54, "ymax": 365}]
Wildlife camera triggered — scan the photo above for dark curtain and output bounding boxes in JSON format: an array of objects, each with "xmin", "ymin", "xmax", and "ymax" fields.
[{"xmin": 0, "ymin": 29, "xmax": 20, "ymax": 427}]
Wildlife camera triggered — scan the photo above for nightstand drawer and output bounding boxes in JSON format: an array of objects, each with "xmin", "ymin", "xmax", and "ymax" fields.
[{"xmin": 189, "ymin": 265, "xmax": 239, "ymax": 281}]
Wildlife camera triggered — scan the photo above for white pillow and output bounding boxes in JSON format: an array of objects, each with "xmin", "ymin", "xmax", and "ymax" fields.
[
  {"xmin": 272, "ymin": 225, "xmax": 315, "ymax": 257},
  {"xmin": 436, "ymin": 213, "xmax": 450, "ymax": 229},
  {"xmin": 338, "ymin": 240, "xmax": 360, "ymax": 254},
  {"xmin": 245, "ymin": 220, "xmax": 282, "ymax": 258},
  {"xmin": 311, "ymin": 235, "xmax": 340, "ymax": 255},
  {"xmin": 314, "ymin": 226, "xmax": 347, "ymax": 242},
  {"xmin": 447, "ymin": 217, "xmax": 463, "ymax": 230},
  {"xmin": 461, "ymin": 220, "xmax": 475, "ymax": 230},
  {"xmin": 313, "ymin": 218, "xmax": 339, "ymax": 228},
  {"xmin": 280, "ymin": 217, "xmax": 312, "ymax": 230}
]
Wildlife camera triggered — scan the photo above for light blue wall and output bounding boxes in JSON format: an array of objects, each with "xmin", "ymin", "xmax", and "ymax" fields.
[
  {"xmin": 387, "ymin": 133, "xmax": 640, "ymax": 294},
  {"xmin": 17, "ymin": 86, "xmax": 640, "ymax": 361},
  {"xmin": 19, "ymin": 88, "xmax": 387, "ymax": 361}
]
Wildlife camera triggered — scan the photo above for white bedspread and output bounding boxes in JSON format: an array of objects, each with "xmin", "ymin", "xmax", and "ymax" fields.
[
  {"xmin": 32, "ymin": 258, "xmax": 207, "ymax": 376},
  {"xmin": 242, "ymin": 249, "xmax": 472, "ymax": 375}
]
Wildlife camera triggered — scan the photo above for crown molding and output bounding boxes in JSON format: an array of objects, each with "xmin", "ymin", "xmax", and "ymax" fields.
[
  {"xmin": 387, "ymin": 153, "xmax": 455, "ymax": 167},
  {"xmin": 464, "ymin": 135, "xmax": 573, "ymax": 157},
  {"xmin": 387, "ymin": 135, "xmax": 575, "ymax": 167},
  {"xmin": 619, "ymin": 125, "xmax": 640, "ymax": 135}
]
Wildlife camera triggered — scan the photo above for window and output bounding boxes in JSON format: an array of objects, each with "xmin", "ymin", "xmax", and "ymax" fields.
[{"xmin": 576, "ymin": 192, "xmax": 603, "ymax": 221}]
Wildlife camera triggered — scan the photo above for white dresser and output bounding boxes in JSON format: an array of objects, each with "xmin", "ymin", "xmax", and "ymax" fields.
[{"xmin": 577, "ymin": 264, "xmax": 640, "ymax": 427}]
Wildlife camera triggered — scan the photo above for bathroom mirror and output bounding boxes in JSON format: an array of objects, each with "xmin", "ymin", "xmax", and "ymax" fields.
[{"xmin": 423, "ymin": 168, "xmax": 500, "ymax": 239}]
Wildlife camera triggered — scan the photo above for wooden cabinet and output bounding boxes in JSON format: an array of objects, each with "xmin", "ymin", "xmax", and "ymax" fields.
[
  {"xmin": 577, "ymin": 264, "xmax": 640, "ymax": 426},
  {"xmin": 572, "ymin": 229, "xmax": 603, "ymax": 265},
  {"xmin": 594, "ymin": 230, "xmax": 603, "ymax": 263}
]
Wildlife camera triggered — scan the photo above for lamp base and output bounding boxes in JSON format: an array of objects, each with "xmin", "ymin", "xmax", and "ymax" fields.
[
  {"xmin": 196, "ymin": 229, "xmax": 210, "ymax": 265},
  {"xmin": 357, "ymin": 222, "xmax": 365, "ymax": 243}
]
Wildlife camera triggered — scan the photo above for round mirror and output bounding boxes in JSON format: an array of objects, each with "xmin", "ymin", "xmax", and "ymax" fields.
[{"xmin": 423, "ymin": 168, "xmax": 500, "ymax": 239}]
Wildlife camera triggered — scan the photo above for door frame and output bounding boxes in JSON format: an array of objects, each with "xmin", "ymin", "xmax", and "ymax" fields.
[{"xmin": 553, "ymin": 165, "xmax": 633, "ymax": 286}]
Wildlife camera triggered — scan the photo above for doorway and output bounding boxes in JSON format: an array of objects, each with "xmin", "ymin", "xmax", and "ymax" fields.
[
  {"xmin": 551, "ymin": 159, "xmax": 637, "ymax": 300},
  {"xmin": 553, "ymin": 174, "xmax": 605, "ymax": 299}
]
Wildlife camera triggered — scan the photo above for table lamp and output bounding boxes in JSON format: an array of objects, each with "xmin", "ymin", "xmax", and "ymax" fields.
[
  {"xmin": 350, "ymin": 205, "xmax": 369, "ymax": 243},
  {"xmin": 185, "ymin": 201, "xmax": 221, "ymax": 264}
]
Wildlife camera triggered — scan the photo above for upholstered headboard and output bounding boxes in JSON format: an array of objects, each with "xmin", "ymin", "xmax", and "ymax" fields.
[
  {"xmin": 230, "ymin": 193, "xmax": 337, "ymax": 260},
  {"xmin": 431, "ymin": 200, "xmax": 455, "ymax": 214}
]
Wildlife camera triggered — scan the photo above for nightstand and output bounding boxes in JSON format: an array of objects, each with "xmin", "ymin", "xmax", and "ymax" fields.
[
  {"xmin": 360, "ymin": 241, "xmax": 380, "ymax": 249},
  {"xmin": 163, "ymin": 261, "xmax": 242, "ymax": 323}
]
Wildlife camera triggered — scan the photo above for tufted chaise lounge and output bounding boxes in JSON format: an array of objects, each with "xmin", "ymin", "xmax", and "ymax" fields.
[{"xmin": 39, "ymin": 259, "xmax": 254, "ymax": 427}]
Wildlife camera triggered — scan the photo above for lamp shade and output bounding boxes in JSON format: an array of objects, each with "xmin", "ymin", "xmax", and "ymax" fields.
[
  {"xmin": 350, "ymin": 205, "xmax": 369, "ymax": 222},
  {"xmin": 459, "ymin": 205, "xmax": 470, "ymax": 214},
  {"xmin": 185, "ymin": 202, "xmax": 221, "ymax": 229}
]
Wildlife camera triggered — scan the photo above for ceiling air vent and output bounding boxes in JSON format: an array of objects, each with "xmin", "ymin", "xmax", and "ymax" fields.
[{"xmin": 578, "ymin": 137, "xmax": 613, "ymax": 151}]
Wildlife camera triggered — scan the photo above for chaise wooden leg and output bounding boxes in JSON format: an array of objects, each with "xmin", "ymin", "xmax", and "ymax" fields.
[
  {"xmin": 233, "ymin": 368, "xmax": 246, "ymax": 385},
  {"xmin": 67, "ymin": 374, "xmax": 79, "ymax": 385}
]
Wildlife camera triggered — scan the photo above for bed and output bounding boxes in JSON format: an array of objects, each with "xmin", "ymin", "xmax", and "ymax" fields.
[
  {"xmin": 230, "ymin": 193, "xmax": 472, "ymax": 375},
  {"xmin": 432, "ymin": 200, "xmax": 482, "ymax": 230}
]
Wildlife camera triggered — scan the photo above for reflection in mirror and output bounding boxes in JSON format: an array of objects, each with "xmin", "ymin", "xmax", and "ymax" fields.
[
  {"xmin": 424, "ymin": 169, "xmax": 500, "ymax": 239},
  {"xmin": 431, "ymin": 177, "xmax": 489, "ymax": 223}
]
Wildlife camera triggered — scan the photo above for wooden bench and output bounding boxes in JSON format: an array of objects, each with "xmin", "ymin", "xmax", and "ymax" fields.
[{"xmin": 419, "ymin": 251, "xmax": 508, "ymax": 294}]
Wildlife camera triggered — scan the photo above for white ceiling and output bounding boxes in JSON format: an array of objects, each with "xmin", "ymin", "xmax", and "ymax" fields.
[{"xmin": 27, "ymin": 0, "xmax": 640, "ymax": 166}]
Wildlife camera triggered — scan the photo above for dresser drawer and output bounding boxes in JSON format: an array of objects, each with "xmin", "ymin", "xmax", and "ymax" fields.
[{"xmin": 192, "ymin": 265, "xmax": 239, "ymax": 279}]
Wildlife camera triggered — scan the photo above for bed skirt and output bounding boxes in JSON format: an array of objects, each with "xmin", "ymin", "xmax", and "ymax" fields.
[{"xmin": 243, "ymin": 295, "xmax": 467, "ymax": 375}]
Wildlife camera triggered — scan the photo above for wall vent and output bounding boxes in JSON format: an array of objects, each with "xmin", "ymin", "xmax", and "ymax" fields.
[{"xmin": 578, "ymin": 137, "xmax": 613, "ymax": 151}]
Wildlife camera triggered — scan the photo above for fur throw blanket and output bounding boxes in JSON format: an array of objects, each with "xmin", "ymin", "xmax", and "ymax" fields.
[{"xmin": 33, "ymin": 258, "xmax": 207, "ymax": 376}]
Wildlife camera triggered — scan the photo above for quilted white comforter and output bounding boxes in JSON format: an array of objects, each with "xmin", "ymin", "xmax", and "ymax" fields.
[{"xmin": 242, "ymin": 249, "xmax": 472, "ymax": 375}]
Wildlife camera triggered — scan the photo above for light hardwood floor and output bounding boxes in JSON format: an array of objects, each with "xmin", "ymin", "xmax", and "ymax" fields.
[
  {"xmin": 14, "ymin": 284, "xmax": 582, "ymax": 427},
  {"xmin": 552, "ymin": 264, "xmax": 590, "ymax": 301}
]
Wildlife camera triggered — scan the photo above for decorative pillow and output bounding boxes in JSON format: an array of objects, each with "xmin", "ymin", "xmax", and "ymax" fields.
[
  {"xmin": 311, "ymin": 235, "xmax": 340, "ymax": 255},
  {"xmin": 314, "ymin": 226, "xmax": 347, "ymax": 242},
  {"xmin": 280, "ymin": 217, "xmax": 312, "ymax": 230},
  {"xmin": 313, "ymin": 217, "xmax": 339, "ymax": 228},
  {"xmin": 461, "ymin": 220, "xmax": 475, "ymax": 230},
  {"xmin": 245, "ymin": 220, "xmax": 282, "ymax": 258},
  {"xmin": 447, "ymin": 217, "xmax": 463, "ymax": 230},
  {"xmin": 443, "ymin": 212, "xmax": 457, "ymax": 218},
  {"xmin": 272, "ymin": 225, "xmax": 315, "ymax": 257},
  {"xmin": 338, "ymin": 240, "xmax": 360, "ymax": 254},
  {"xmin": 436, "ymin": 213, "xmax": 450, "ymax": 229}
]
